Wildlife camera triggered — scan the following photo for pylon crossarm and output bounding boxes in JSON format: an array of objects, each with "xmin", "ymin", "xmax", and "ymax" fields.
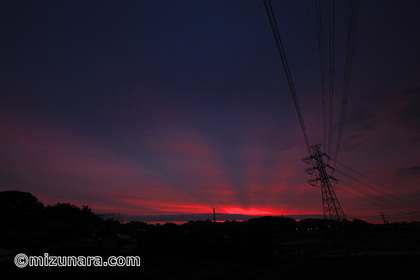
[
  {"xmin": 302, "ymin": 156, "xmax": 314, "ymax": 165},
  {"xmin": 304, "ymin": 168, "xmax": 316, "ymax": 175},
  {"xmin": 307, "ymin": 178, "xmax": 318, "ymax": 186}
]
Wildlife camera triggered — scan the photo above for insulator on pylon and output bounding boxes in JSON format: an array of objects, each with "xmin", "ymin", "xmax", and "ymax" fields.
[
  {"xmin": 322, "ymin": 153, "xmax": 332, "ymax": 160},
  {"xmin": 302, "ymin": 156, "xmax": 313, "ymax": 164},
  {"xmin": 325, "ymin": 163, "xmax": 335, "ymax": 170},
  {"xmin": 307, "ymin": 178, "xmax": 318, "ymax": 186},
  {"xmin": 304, "ymin": 168, "xmax": 316, "ymax": 175},
  {"xmin": 330, "ymin": 176, "xmax": 338, "ymax": 183}
]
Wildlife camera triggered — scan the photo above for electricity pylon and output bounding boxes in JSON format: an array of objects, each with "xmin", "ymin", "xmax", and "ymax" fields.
[{"xmin": 303, "ymin": 144, "xmax": 346, "ymax": 220}]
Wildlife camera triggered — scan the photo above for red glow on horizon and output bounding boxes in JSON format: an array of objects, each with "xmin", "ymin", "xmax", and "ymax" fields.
[
  {"xmin": 220, "ymin": 207, "xmax": 279, "ymax": 216},
  {"xmin": 2, "ymin": 112, "xmax": 417, "ymax": 225}
]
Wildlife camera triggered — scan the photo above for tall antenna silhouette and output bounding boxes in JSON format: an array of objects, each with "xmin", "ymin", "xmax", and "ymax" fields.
[{"xmin": 213, "ymin": 208, "xmax": 216, "ymax": 223}]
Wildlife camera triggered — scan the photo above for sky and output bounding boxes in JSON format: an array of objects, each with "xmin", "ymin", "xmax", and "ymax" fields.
[{"xmin": 1, "ymin": 0, "xmax": 419, "ymax": 223}]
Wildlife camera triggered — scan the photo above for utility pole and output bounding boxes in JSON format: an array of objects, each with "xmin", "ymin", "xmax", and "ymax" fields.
[
  {"xmin": 303, "ymin": 144, "xmax": 346, "ymax": 220},
  {"xmin": 213, "ymin": 208, "xmax": 216, "ymax": 223}
]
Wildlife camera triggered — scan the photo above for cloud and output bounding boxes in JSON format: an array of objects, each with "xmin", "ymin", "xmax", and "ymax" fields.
[
  {"xmin": 396, "ymin": 166, "xmax": 420, "ymax": 176},
  {"xmin": 395, "ymin": 87, "xmax": 420, "ymax": 136},
  {"xmin": 0, "ymin": 114, "xmax": 198, "ymax": 208}
]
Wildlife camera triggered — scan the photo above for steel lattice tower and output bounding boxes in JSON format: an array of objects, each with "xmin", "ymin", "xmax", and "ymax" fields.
[{"xmin": 303, "ymin": 144, "xmax": 346, "ymax": 220}]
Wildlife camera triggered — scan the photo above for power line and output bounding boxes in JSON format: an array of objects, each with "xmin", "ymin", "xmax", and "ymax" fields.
[
  {"xmin": 357, "ymin": 212, "xmax": 420, "ymax": 222},
  {"xmin": 329, "ymin": 158, "xmax": 419, "ymax": 221},
  {"xmin": 335, "ymin": 182, "xmax": 420, "ymax": 222},
  {"xmin": 333, "ymin": 168, "xmax": 420, "ymax": 221},
  {"xmin": 385, "ymin": 212, "xmax": 420, "ymax": 221},
  {"xmin": 337, "ymin": 177, "xmax": 418, "ymax": 211},
  {"xmin": 315, "ymin": 0, "xmax": 327, "ymax": 149},
  {"xmin": 334, "ymin": 183, "xmax": 396, "ymax": 211},
  {"xmin": 327, "ymin": 0, "xmax": 335, "ymax": 155},
  {"xmin": 334, "ymin": 0, "xmax": 360, "ymax": 167},
  {"xmin": 263, "ymin": 0, "xmax": 310, "ymax": 153},
  {"xmin": 332, "ymin": 158, "xmax": 420, "ymax": 205}
]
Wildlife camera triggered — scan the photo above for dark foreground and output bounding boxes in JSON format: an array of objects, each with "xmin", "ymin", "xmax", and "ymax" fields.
[
  {"xmin": 2, "ymin": 253, "xmax": 420, "ymax": 280},
  {"xmin": 2, "ymin": 219, "xmax": 420, "ymax": 280},
  {"xmin": 1, "ymin": 191, "xmax": 419, "ymax": 279}
]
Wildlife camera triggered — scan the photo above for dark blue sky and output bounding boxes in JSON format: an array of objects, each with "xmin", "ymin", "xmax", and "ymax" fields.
[{"xmin": 1, "ymin": 0, "xmax": 419, "ymax": 222}]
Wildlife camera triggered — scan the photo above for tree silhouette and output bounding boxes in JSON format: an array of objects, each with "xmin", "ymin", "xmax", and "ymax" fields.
[
  {"xmin": 45, "ymin": 202, "xmax": 103, "ymax": 239},
  {"xmin": 0, "ymin": 190, "xmax": 44, "ymax": 231}
]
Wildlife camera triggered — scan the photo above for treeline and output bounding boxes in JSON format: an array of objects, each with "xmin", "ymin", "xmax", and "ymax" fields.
[
  {"xmin": 1, "ymin": 190, "xmax": 419, "ymax": 260},
  {"xmin": 0, "ymin": 190, "xmax": 369, "ymax": 235},
  {"xmin": 1, "ymin": 190, "xmax": 103, "ymax": 230},
  {"xmin": 0, "ymin": 191, "xmax": 122, "ymax": 252}
]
